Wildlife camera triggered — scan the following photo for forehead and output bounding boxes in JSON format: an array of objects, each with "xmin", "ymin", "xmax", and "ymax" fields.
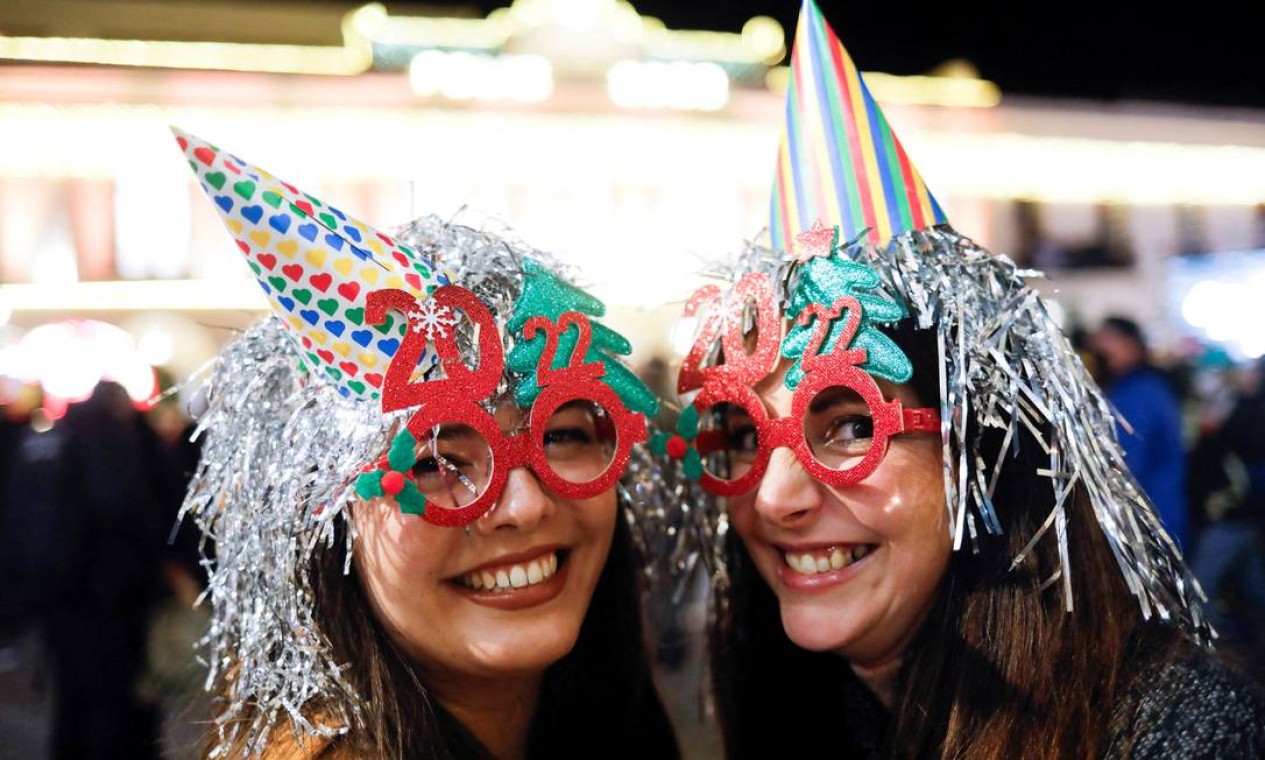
[
  {"xmin": 750, "ymin": 356, "xmax": 925, "ymax": 410},
  {"xmin": 486, "ymin": 399, "xmax": 603, "ymax": 432}
]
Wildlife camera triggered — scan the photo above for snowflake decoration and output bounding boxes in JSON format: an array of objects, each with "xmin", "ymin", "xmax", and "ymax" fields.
[{"xmin": 409, "ymin": 299, "xmax": 460, "ymax": 341}]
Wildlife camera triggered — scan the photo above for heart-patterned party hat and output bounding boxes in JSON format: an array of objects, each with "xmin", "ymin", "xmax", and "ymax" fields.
[
  {"xmin": 769, "ymin": 0, "xmax": 947, "ymax": 250},
  {"xmin": 173, "ymin": 127, "xmax": 449, "ymax": 401}
]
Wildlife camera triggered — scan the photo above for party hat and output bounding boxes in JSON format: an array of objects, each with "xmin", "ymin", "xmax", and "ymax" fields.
[
  {"xmin": 173, "ymin": 127, "xmax": 449, "ymax": 401},
  {"xmin": 770, "ymin": 0, "xmax": 947, "ymax": 250}
]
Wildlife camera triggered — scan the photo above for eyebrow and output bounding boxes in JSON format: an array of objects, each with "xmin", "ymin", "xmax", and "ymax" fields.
[
  {"xmin": 807, "ymin": 386, "xmax": 865, "ymax": 414},
  {"xmin": 419, "ymin": 425, "xmax": 484, "ymax": 446},
  {"xmin": 552, "ymin": 399, "xmax": 601, "ymax": 418}
]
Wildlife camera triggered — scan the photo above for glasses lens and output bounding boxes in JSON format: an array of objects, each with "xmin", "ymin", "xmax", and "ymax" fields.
[
  {"xmin": 540, "ymin": 399, "xmax": 618, "ymax": 486},
  {"xmin": 801, "ymin": 384, "xmax": 877, "ymax": 473},
  {"xmin": 696, "ymin": 400, "xmax": 760, "ymax": 483},
  {"xmin": 412, "ymin": 423, "xmax": 493, "ymax": 511}
]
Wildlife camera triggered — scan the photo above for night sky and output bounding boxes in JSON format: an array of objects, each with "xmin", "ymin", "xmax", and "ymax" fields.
[{"xmin": 450, "ymin": 0, "xmax": 1263, "ymax": 109}]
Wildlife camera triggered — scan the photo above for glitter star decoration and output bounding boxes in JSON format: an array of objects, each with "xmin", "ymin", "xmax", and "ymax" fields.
[{"xmin": 794, "ymin": 219, "xmax": 839, "ymax": 261}]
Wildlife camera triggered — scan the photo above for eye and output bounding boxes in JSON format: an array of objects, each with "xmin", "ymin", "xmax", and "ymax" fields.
[
  {"xmin": 717, "ymin": 404, "xmax": 757, "ymax": 452},
  {"xmin": 725, "ymin": 424, "xmax": 759, "ymax": 454},
  {"xmin": 543, "ymin": 426, "xmax": 595, "ymax": 447},
  {"xmin": 411, "ymin": 451, "xmax": 473, "ymax": 478},
  {"xmin": 824, "ymin": 414, "xmax": 874, "ymax": 444},
  {"xmin": 542, "ymin": 400, "xmax": 615, "ymax": 455},
  {"xmin": 412, "ymin": 455, "xmax": 439, "ymax": 477},
  {"xmin": 540, "ymin": 401, "xmax": 618, "ymax": 484},
  {"xmin": 405, "ymin": 424, "xmax": 493, "ymax": 508}
]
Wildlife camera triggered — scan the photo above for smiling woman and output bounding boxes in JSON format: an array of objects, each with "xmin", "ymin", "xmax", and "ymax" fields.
[
  {"xmin": 173, "ymin": 128, "xmax": 679, "ymax": 759},
  {"xmin": 678, "ymin": 2, "xmax": 1265, "ymax": 758}
]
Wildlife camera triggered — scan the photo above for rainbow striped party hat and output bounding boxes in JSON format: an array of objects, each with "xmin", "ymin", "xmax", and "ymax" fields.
[
  {"xmin": 770, "ymin": 0, "xmax": 947, "ymax": 250},
  {"xmin": 173, "ymin": 128, "xmax": 448, "ymax": 402}
]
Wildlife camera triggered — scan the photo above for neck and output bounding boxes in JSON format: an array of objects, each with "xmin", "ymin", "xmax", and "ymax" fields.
[
  {"xmin": 849, "ymin": 656, "xmax": 903, "ymax": 709},
  {"xmin": 429, "ymin": 670, "xmax": 543, "ymax": 760}
]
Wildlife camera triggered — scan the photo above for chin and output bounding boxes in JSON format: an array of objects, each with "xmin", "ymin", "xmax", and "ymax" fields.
[
  {"xmin": 469, "ymin": 612, "xmax": 585, "ymax": 674},
  {"xmin": 777, "ymin": 598, "xmax": 865, "ymax": 654}
]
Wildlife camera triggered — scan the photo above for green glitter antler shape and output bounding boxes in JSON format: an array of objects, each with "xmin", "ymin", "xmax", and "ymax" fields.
[
  {"xmin": 781, "ymin": 233, "xmax": 912, "ymax": 390},
  {"xmin": 355, "ymin": 428, "xmax": 427, "ymax": 515},
  {"xmin": 506, "ymin": 258, "xmax": 658, "ymax": 416}
]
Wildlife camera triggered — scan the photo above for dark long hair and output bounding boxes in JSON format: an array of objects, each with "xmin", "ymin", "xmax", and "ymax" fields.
[{"xmin": 709, "ymin": 320, "xmax": 1190, "ymax": 759}]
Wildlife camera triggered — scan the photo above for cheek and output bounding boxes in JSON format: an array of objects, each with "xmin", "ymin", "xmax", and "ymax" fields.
[
  {"xmin": 351, "ymin": 502, "xmax": 455, "ymax": 628},
  {"xmin": 872, "ymin": 437, "xmax": 944, "ymax": 511},
  {"xmin": 573, "ymin": 490, "xmax": 618, "ymax": 542},
  {"xmin": 723, "ymin": 495, "xmax": 761, "ymax": 555},
  {"xmin": 880, "ymin": 512, "xmax": 951, "ymax": 588},
  {"xmin": 862, "ymin": 447, "xmax": 952, "ymax": 570}
]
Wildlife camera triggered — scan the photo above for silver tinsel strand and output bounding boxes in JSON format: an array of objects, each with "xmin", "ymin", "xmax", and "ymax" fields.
[{"xmin": 181, "ymin": 317, "xmax": 399, "ymax": 755}]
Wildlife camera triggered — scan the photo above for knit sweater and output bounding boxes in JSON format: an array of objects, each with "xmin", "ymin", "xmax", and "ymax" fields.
[
  {"xmin": 834, "ymin": 649, "xmax": 1265, "ymax": 758},
  {"xmin": 1104, "ymin": 653, "xmax": 1265, "ymax": 759}
]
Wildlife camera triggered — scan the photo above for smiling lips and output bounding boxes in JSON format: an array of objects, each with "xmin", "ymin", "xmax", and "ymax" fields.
[
  {"xmin": 783, "ymin": 544, "xmax": 874, "ymax": 575},
  {"xmin": 456, "ymin": 551, "xmax": 560, "ymax": 592},
  {"xmin": 449, "ymin": 548, "xmax": 569, "ymax": 610}
]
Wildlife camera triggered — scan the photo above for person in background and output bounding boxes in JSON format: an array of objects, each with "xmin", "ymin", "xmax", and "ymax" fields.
[
  {"xmin": 1092, "ymin": 315, "xmax": 1189, "ymax": 549},
  {"xmin": 1190, "ymin": 358, "xmax": 1265, "ymax": 678},
  {"xmin": 45, "ymin": 380, "xmax": 169, "ymax": 759},
  {"xmin": 0, "ymin": 381, "xmax": 50, "ymax": 639}
]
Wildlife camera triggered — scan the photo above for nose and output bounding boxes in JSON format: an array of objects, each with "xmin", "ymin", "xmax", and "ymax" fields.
[
  {"xmin": 474, "ymin": 466, "xmax": 555, "ymax": 534},
  {"xmin": 752, "ymin": 447, "xmax": 821, "ymax": 527}
]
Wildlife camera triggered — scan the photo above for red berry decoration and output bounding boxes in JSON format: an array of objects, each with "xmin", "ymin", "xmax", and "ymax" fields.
[
  {"xmin": 381, "ymin": 470, "xmax": 406, "ymax": 496},
  {"xmin": 666, "ymin": 435, "xmax": 688, "ymax": 460}
]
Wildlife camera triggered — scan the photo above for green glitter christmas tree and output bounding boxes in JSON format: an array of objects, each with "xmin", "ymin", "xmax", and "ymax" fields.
[
  {"xmin": 506, "ymin": 259, "xmax": 658, "ymax": 416},
  {"xmin": 780, "ymin": 246, "xmax": 912, "ymax": 390}
]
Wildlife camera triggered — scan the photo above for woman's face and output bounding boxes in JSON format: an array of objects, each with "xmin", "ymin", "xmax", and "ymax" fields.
[
  {"xmin": 353, "ymin": 402, "xmax": 618, "ymax": 684},
  {"xmin": 727, "ymin": 359, "xmax": 951, "ymax": 669}
]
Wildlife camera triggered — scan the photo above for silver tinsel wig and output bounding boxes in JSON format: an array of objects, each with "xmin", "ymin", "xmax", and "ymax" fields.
[{"xmin": 680, "ymin": 229, "xmax": 1208, "ymax": 642}]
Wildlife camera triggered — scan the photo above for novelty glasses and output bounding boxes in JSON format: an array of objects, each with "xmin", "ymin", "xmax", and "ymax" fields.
[
  {"xmin": 675, "ymin": 273, "xmax": 939, "ymax": 497},
  {"xmin": 364, "ymin": 286, "xmax": 646, "ymax": 526}
]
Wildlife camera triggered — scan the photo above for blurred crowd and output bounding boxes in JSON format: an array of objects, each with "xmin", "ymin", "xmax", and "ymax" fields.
[
  {"xmin": 1, "ymin": 315, "xmax": 1263, "ymax": 757},
  {"xmin": 0, "ymin": 378, "xmax": 207, "ymax": 759},
  {"xmin": 1079, "ymin": 317, "xmax": 1265, "ymax": 680}
]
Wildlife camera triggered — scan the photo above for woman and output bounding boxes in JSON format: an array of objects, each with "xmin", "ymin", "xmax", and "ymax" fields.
[
  {"xmin": 173, "ymin": 129, "xmax": 678, "ymax": 758},
  {"xmin": 670, "ymin": 3, "xmax": 1265, "ymax": 757}
]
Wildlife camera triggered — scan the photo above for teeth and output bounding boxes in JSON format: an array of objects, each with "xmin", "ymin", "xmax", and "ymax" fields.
[
  {"xmin": 459, "ymin": 552, "xmax": 560, "ymax": 592},
  {"xmin": 784, "ymin": 546, "xmax": 874, "ymax": 575}
]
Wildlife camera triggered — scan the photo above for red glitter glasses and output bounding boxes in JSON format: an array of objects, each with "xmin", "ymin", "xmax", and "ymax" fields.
[
  {"xmin": 365, "ymin": 286, "xmax": 647, "ymax": 527},
  {"xmin": 676, "ymin": 273, "xmax": 940, "ymax": 496}
]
